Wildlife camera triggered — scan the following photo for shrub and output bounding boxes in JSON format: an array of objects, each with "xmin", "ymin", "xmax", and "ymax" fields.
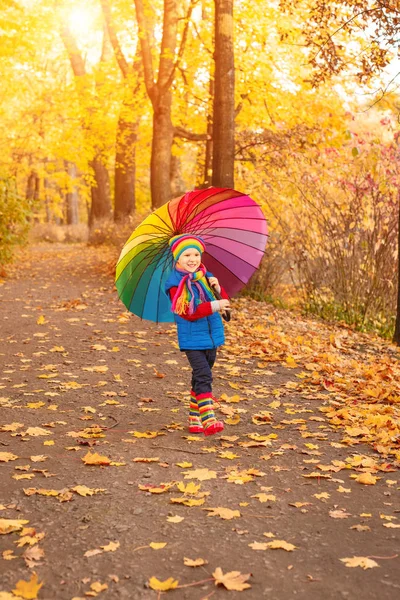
[{"xmin": 0, "ymin": 179, "xmax": 31, "ymax": 267}]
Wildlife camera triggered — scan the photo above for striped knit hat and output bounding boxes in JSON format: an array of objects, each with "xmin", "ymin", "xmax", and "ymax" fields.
[{"xmin": 169, "ymin": 234, "xmax": 206, "ymax": 262}]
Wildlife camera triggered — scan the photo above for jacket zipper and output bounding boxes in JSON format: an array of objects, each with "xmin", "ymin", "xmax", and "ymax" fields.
[{"xmin": 207, "ymin": 316, "xmax": 215, "ymax": 348}]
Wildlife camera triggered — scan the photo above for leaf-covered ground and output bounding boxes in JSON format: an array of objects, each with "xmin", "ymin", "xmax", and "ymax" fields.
[{"xmin": 0, "ymin": 243, "xmax": 399, "ymax": 600}]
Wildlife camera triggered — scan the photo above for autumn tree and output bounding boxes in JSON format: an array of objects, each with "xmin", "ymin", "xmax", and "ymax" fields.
[{"xmin": 60, "ymin": 23, "xmax": 113, "ymax": 226}]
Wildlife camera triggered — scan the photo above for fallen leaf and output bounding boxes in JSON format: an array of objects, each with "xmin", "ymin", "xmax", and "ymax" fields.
[
  {"xmin": 148, "ymin": 577, "xmax": 179, "ymax": 591},
  {"xmin": 213, "ymin": 567, "xmax": 251, "ymax": 591},
  {"xmin": 266, "ymin": 540, "xmax": 296, "ymax": 551},
  {"xmin": 167, "ymin": 515, "xmax": 184, "ymax": 523},
  {"xmin": 182, "ymin": 468, "xmax": 217, "ymax": 481},
  {"xmin": 82, "ymin": 452, "xmax": 111, "ymax": 466},
  {"xmin": 355, "ymin": 473, "xmax": 377, "ymax": 485},
  {"xmin": 340, "ymin": 556, "xmax": 379, "ymax": 569},
  {"xmin": 12, "ymin": 572, "xmax": 43, "ymax": 599},
  {"xmin": 205, "ymin": 507, "xmax": 241, "ymax": 520},
  {"xmin": 149, "ymin": 542, "xmax": 167, "ymax": 550},
  {"xmin": 183, "ymin": 557, "xmax": 208, "ymax": 567}
]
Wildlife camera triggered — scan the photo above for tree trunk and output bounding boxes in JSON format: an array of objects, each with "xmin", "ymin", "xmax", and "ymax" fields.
[
  {"xmin": 65, "ymin": 162, "xmax": 79, "ymax": 225},
  {"xmin": 212, "ymin": 0, "xmax": 235, "ymax": 188},
  {"xmin": 101, "ymin": 0, "xmax": 141, "ymax": 222},
  {"xmin": 60, "ymin": 25, "xmax": 112, "ymax": 226},
  {"xmin": 393, "ymin": 188, "xmax": 400, "ymax": 345},
  {"xmin": 151, "ymin": 93, "xmax": 174, "ymax": 208},
  {"xmin": 135, "ymin": 0, "xmax": 185, "ymax": 208},
  {"xmin": 204, "ymin": 76, "xmax": 214, "ymax": 187},
  {"xmin": 114, "ymin": 105, "xmax": 137, "ymax": 221},
  {"xmin": 89, "ymin": 158, "xmax": 111, "ymax": 226}
]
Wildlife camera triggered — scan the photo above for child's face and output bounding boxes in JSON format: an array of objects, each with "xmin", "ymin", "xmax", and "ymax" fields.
[{"xmin": 177, "ymin": 249, "xmax": 201, "ymax": 273}]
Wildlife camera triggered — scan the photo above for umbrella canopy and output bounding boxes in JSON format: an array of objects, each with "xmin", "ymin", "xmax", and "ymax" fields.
[{"xmin": 115, "ymin": 187, "xmax": 268, "ymax": 322}]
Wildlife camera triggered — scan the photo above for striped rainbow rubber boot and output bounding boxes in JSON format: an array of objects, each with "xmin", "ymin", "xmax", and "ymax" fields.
[
  {"xmin": 189, "ymin": 390, "xmax": 203, "ymax": 434},
  {"xmin": 197, "ymin": 393, "xmax": 224, "ymax": 436}
]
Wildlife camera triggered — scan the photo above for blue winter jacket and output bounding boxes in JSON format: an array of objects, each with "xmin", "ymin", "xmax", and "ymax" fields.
[{"xmin": 164, "ymin": 269, "xmax": 225, "ymax": 351}]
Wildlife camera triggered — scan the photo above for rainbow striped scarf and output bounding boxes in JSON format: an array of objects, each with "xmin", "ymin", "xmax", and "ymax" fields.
[{"xmin": 171, "ymin": 264, "xmax": 216, "ymax": 316}]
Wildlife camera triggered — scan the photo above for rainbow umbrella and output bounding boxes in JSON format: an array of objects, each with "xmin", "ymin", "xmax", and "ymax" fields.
[{"xmin": 115, "ymin": 187, "xmax": 268, "ymax": 322}]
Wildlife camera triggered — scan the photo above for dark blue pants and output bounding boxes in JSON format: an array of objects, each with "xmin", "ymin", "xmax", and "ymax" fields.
[{"xmin": 185, "ymin": 349, "xmax": 217, "ymax": 396}]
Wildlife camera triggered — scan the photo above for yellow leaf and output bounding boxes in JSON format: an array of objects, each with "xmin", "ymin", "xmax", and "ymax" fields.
[
  {"xmin": 285, "ymin": 356, "xmax": 299, "ymax": 368},
  {"xmin": 355, "ymin": 473, "xmax": 377, "ymax": 485},
  {"xmin": 138, "ymin": 482, "xmax": 175, "ymax": 494},
  {"xmin": 219, "ymin": 451, "xmax": 239, "ymax": 460},
  {"xmin": 183, "ymin": 557, "xmax": 208, "ymax": 567},
  {"xmin": 228, "ymin": 382, "xmax": 240, "ymax": 390},
  {"xmin": 225, "ymin": 414, "xmax": 241, "ymax": 425},
  {"xmin": 213, "ymin": 567, "xmax": 251, "ymax": 591},
  {"xmin": 101, "ymin": 541, "xmax": 119, "ymax": 552},
  {"xmin": 182, "ymin": 468, "xmax": 217, "ymax": 481},
  {"xmin": 177, "ymin": 482, "xmax": 201, "ymax": 495},
  {"xmin": 82, "ymin": 452, "xmax": 111, "ymax": 466},
  {"xmin": 149, "ymin": 542, "xmax": 167, "ymax": 550},
  {"xmin": 49, "ymin": 346, "xmax": 65, "ymax": 353},
  {"xmin": 249, "ymin": 541, "xmax": 269, "ymax": 550},
  {"xmin": 148, "ymin": 577, "xmax": 179, "ymax": 591},
  {"xmin": 131, "ymin": 431, "xmax": 163, "ymax": 439},
  {"xmin": 37, "ymin": 315, "xmax": 46, "ymax": 325},
  {"xmin": 43, "ymin": 441, "xmax": 54, "ymax": 446},
  {"xmin": 170, "ymin": 497, "xmax": 205, "ymax": 507},
  {"xmin": 266, "ymin": 540, "xmax": 296, "ymax": 551},
  {"xmin": 313, "ymin": 493, "xmax": 330, "ymax": 500},
  {"xmin": 205, "ymin": 507, "xmax": 241, "ymax": 520},
  {"xmin": 176, "ymin": 461, "xmax": 192, "ymax": 468},
  {"xmin": 71, "ymin": 485, "xmax": 106, "ymax": 497},
  {"xmin": 132, "ymin": 457, "xmax": 160, "ymax": 463},
  {"xmin": 90, "ymin": 581, "xmax": 108, "ymax": 592},
  {"xmin": 337, "ymin": 486, "xmax": 351, "ymax": 493},
  {"xmin": 383, "ymin": 523, "xmax": 400, "ymax": 528},
  {"xmin": 0, "ymin": 518, "xmax": 29, "ymax": 534},
  {"xmin": 26, "ymin": 402, "xmax": 45, "ymax": 409},
  {"xmin": 0, "ymin": 452, "xmax": 18, "ymax": 462},
  {"xmin": 12, "ymin": 572, "xmax": 43, "ymax": 599},
  {"xmin": 167, "ymin": 515, "xmax": 184, "ymax": 523},
  {"xmin": 251, "ymin": 493, "xmax": 276, "ymax": 503},
  {"xmin": 340, "ymin": 556, "xmax": 379, "ymax": 569},
  {"xmin": 25, "ymin": 427, "xmax": 51, "ymax": 437}
]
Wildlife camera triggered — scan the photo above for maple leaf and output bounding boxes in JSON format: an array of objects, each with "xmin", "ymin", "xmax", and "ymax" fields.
[
  {"xmin": 340, "ymin": 556, "xmax": 379, "ymax": 569},
  {"xmin": 355, "ymin": 472, "xmax": 377, "ymax": 485},
  {"xmin": 251, "ymin": 493, "xmax": 276, "ymax": 503},
  {"xmin": 183, "ymin": 557, "xmax": 208, "ymax": 567},
  {"xmin": 213, "ymin": 567, "xmax": 251, "ymax": 591},
  {"xmin": 170, "ymin": 497, "xmax": 206, "ymax": 507},
  {"xmin": 138, "ymin": 482, "xmax": 175, "ymax": 494},
  {"xmin": 177, "ymin": 482, "xmax": 201, "ymax": 495},
  {"xmin": 0, "ymin": 452, "xmax": 18, "ymax": 462},
  {"xmin": 205, "ymin": 507, "xmax": 241, "ymax": 520},
  {"xmin": 12, "ymin": 571, "xmax": 43, "ymax": 599},
  {"xmin": 101, "ymin": 541, "xmax": 120, "ymax": 552},
  {"xmin": 23, "ymin": 546, "xmax": 45, "ymax": 568},
  {"xmin": 266, "ymin": 540, "xmax": 297, "ymax": 551},
  {"xmin": 182, "ymin": 468, "xmax": 217, "ymax": 481},
  {"xmin": 167, "ymin": 515, "xmax": 184, "ymax": 523},
  {"xmin": 0, "ymin": 518, "xmax": 29, "ymax": 534},
  {"xmin": 82, "ymin": 452, "xmax": 111, "ymax": 466},
  {"xmin": 131, "ymin": 430, "xmax": 165, "ymax": 438},
  {"xmin": 248, "ymin": 541, "xmax": 269, "ymax": 550},
  {"xmin": 71, "ymin": 485, "xmax": 106, "ymax": 497},
  {"xmin": 148, "ymin": 577, "xmax": 179, "ymax": 591}
]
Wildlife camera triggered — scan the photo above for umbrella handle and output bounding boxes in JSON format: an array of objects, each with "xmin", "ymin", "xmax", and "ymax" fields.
[{"xmin": 208, "ymin": 280, "xmax": 231, "ymax": 322}]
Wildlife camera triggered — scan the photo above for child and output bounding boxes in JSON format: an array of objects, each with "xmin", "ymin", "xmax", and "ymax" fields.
[{"xmin": 165, "ymin": 234, "xmax": 231, "ymax": 436}]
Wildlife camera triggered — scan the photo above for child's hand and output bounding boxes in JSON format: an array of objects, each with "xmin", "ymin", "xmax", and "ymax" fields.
[
  {"xmin": 218, "ymin": 299, "xmax": 230, "ymax": 312},
  {"xmin": 208, "ymin": 276, "xmax": 221, "ymax": 292}
]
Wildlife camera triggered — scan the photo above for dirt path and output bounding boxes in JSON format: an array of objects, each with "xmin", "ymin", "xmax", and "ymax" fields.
[{"xmin": 0, "ymin": 243, "xmax": 399, "ymax": 600}]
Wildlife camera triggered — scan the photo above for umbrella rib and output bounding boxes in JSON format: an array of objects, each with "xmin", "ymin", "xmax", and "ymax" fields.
[
  {"xmin": 206, "ymin": 242, "xmax": 266, "ymax": 271},
  {"xmin": 202, "ymin": 232, "xmax": 268, "ymax": 252}
]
